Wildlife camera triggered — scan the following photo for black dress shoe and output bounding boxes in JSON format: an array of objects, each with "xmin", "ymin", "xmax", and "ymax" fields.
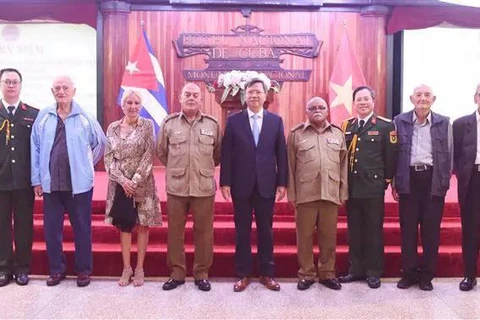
[
  {"xmin": 397, "ymin": 277, "xmax": 418, "ymax": 289},
  {"xmin": 319, "ymin": 278, "xmax": 342, "ymax": 290},
  {"xmin": 297, "ymin": 279, "xmax": 315, "ymax": 291},
  {"xmin": 338, "ymin": 274, "xmax": 366, "ymax": 283},
  {"xmin": 366, "ymin": 277, "xmax": 381, "ymax": 289},
  {"xmin": 419, "ymin": 280, "xmax": 433, "ymax": 291},
  {"xmin": 46, "ymin": 273, "xmax": 66, "ymax": 286},
  {"xmin": 162, "ymin": 278, "xmax": 185, "ymax": 291},
  {"xmin": 459, "ymin": 277, "xmax": 477, "ymax": 291},
  {"xmin": 14, "ymin": 273, "xmax": 29, "ymax": 286},
  {"xmin": 194, "ymin": 279, "xmax": 211, "ymax": 292},
  {"xmin": 0, "ymin": 273, "xmax": 12, "ymax": 287}
]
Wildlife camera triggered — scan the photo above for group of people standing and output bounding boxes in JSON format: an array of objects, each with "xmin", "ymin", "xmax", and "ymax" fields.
[{"xmin": 0, "ymin": 66, "xmax": 479, "ymax": 294}]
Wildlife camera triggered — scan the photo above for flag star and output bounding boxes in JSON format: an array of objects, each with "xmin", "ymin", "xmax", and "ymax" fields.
[
  {"xmin": 125, "ymin": 61, "xmax": 140, "ymax": 74},
  {"xmin": 330, "ymin": 75, "xmax": 353, "ymax": 115}
]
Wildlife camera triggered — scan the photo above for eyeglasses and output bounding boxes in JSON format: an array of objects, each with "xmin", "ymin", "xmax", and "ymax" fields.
[
  {"xmin": 1, "ymin": 80, "xmax": 21, "ymax": 87},
  {"xmin": 307, "ymin": 106, "xmax": 327, "ymax": 112}
]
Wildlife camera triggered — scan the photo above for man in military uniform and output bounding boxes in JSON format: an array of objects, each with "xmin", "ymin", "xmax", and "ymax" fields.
[
  {"xmin": 287, "ymin": 97, "xmax": 348, "ymax": 291},
  {"xmin": 157, "ymin": 83, "xmax": 221, "ymax": 292},
  {"xmin": 338, "ymin": 86, "xmax": 397, "ymax": 289},
  {"xmin": 0, "ymin": 68, "xmax": 39, "ymax": 286}
]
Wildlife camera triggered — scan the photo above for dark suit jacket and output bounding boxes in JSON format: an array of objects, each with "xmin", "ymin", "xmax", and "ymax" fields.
[
  {"xmin": 453, "ymin": 112, "xmax": 477, "ymax": 207},
  {"xmin": 0, "ymin": 101, "xmax": 39, "ymax": 190},
  {"xmin": 220, "ymin": 109, "xmax": 288, "ymax": 199}
]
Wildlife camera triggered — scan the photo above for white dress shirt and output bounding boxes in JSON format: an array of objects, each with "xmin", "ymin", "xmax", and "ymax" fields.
[
  {"xmin": 475, "ymin": 110, "xmax": 480, "ymax": 164},
  {"xmin": 2, "ymin": 100, "xmax": 20, "ymax": 115},
  {"xmin": 357, "ymin": 111, "xmax": 374, "ymax": 126}
]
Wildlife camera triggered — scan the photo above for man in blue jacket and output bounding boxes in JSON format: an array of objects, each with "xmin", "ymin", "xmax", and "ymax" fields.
[{"xmin": 31, "ymin": 75, "xmax": 106, "ymax": 287}]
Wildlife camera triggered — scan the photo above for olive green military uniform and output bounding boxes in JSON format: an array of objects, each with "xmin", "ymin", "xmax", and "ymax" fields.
[{"xmin": 341, "ymin": 114, "xmax": 397, "ymax": 278}]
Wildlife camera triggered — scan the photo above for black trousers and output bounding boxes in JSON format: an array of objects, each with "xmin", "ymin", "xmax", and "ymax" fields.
[
  {"xmin": 233, "ymin": 186, "xmax": 275, "ymax": 278},
  {"xmin": 0, "ymin": 189, "xmax": 35, "ymax": 275},
  {"xmin": 346, "ymin": 197, "xmax": 385, "ymax": 278},
  {"xmin": 461, "ymin": 167, "xmax": 480, "ymax": 278},
  {"xmin": 399, "ymin": 168, "xmax": 444, "ymax": 282}
]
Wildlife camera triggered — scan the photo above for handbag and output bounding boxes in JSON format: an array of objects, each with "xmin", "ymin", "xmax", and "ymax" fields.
[{"xmin": 109, "ymin": 184, "xmax": 138, "ymax": 233}]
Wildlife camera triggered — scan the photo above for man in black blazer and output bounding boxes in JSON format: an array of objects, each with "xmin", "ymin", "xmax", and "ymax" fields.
[
  {"xmin": 453, "ymin": 83, "xmax": 480, "ymax": 291},
  {"xmin": 0, "ymin": 68, "xmax": 39, "ymax": 286},
  {"xmin": 220, "ymin": 77, "xmax": 288, "ymax": 292}
]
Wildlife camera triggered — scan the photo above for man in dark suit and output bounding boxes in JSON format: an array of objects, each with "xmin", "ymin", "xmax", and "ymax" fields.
[
  {"xmin": 338, "ymin": 86, "xmax": 397, "ymax": 289},
  {"xmin": 0, "ymin": 68, "xmax": 39, "ymax": 286},
  {"xmin": 220, "ymin": 77, "xmax": 288, "ymax": 292},
  {"xmin": 453, "ymin": 83, "xmax": 480, "ymax": 291}
]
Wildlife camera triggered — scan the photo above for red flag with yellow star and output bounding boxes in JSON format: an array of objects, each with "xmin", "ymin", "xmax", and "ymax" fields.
[{"xmin": 328, "ymin": 31, "xmax": 366, "ymax": 125}]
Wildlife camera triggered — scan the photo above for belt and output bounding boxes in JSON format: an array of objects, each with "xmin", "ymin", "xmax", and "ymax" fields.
[{"xmin": 410, "ymin": 164, "xmax": 432, "ymax": 172}]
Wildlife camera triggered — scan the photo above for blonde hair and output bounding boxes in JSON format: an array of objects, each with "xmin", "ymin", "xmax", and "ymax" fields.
[{"xmin": 120, "ymin": 89, "xmax": 143, "ymax": 107}]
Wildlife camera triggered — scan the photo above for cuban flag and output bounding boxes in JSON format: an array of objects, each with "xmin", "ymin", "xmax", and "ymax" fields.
[{"xmin": 118, "ymin": 27, "xmax": 168, "ymax": 133}]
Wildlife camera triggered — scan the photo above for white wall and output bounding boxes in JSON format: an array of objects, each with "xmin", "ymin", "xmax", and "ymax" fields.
[
  {"xmin": 403, "ymin": 26, "xmax": 480, "ymax": 120},
  {"xmin": 0, "ymin": 23, "xmax": 97, "ymax": 116}
]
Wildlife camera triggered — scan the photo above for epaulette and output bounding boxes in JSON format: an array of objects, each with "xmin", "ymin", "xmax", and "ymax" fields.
[
  {"xmin": 376, "ymin": 115, "xmax": 392, "ymax": 122},
  {"xmin": 340, "ymin": 117, "xmax": 354, "ymax": 133},
  {"xmin": 290, "ymin": 123, "xmax": 304, "ymax": 132},
  {"xmin": 164, "ymin": 112, "xmax": 181, "ymax": 123},
  {"xmin": 20, "ymin": 103, "xmax": 39, "ymax": 111},
  {"xmin": 330, "ymin": 123, "xmax": 342, "ymax": 132},
  {"xmin": 203, "ymin": 114, "xmax": 219, "ymax": 123}
]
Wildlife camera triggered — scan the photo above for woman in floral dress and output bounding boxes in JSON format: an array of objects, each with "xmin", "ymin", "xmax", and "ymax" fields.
[{"xmin": 104, "ymin": 89, "xmax": 161, "ymax": 286}]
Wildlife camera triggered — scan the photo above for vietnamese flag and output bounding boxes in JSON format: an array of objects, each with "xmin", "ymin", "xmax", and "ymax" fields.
[{"xmin": 328, "ymin": 30, "xmax": 366, "ymax": 125}]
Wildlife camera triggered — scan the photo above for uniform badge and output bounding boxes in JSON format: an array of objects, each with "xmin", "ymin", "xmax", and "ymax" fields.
[
  {"xmin": 327, "ymin": 138, "xmax": 339, "ymax": 145},
  {"xmin": 200, "ymin": 128, "xmax": 213, "ymax": 136},
  {"xmin": 299, "ymin": 139, "xmax": 308, "ymax": 144},
  {"xmin": 367, "ymin": 131, "xmax": 379, "ymax": 136},
  {"xmin": 344, "ymin": 131, "xmax": 352, "ymax": 135},
  {"xmin": 390, "ymin": 131, "xmax": 397, "ymax": 144},
  {"xmin": 173, "ymin": 131, "xmax": 182, "ymax": 135}
]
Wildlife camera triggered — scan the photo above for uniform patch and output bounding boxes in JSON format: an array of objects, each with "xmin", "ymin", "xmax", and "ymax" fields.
[
  {"xmin": 367, "ymin": 131, "xmax": 379, "ymax": 136},
  {"xmin": 390, "ymin": 131, "xmax": 397, "ymax": 144},
  {"xmin": 200, "ymin": 128, "xmax": 213, "ymax": 136},
  {"xmin": 327, "ymin": 138, "xmax": 340, "ymax": 145},
  {"xmin": 23, "ymin": 117, "xmax": 34, "ymax": 122}
]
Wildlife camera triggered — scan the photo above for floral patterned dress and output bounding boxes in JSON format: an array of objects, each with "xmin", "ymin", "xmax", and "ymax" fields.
[{"xmin": 104, "ymin": 117, "xmax": 161, "ymax": 227}]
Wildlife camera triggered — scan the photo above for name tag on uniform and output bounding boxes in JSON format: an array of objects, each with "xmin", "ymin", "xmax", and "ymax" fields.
[
  {"xmin": 344, "ymin": 131, "xmax": 352, "ymax": 135},
  {"xmin": 200, "ymin": 128, "xmax": 213, "ymax": 136},
  {"xmin": 326, "ymin": 138, "xmax": 340, "ymax": 145},
  {"xmin": 23, "ymin": 117, "xmax": 34, "ymax": 122},
  {"xmin": 173, "ymin": 131, "xmax": 182, "ymax": 135},
  {"xmin": 299, "ymin": 139, "xmax": 308, "ymax": 144},
  {"xmin": 367, "ymin": 131, "xmax": 379, "ymax": 136}
]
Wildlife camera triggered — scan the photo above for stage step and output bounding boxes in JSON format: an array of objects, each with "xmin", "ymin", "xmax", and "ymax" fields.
[
  {"xmin": 33, "ymin": 200, "xmax": 461, "ymax": 217},
  {"xmin": 32, "ymin": 216, "xmax": 463, "ymax": 247},
  {"xmin": 30, "ymin": 242, "xmax": 467, "ymax": 278}
]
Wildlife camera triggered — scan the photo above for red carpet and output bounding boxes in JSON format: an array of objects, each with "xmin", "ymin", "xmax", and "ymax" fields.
[{"xmin": 31, "ymin": 168, "xmax": 468, "ymax": 277}]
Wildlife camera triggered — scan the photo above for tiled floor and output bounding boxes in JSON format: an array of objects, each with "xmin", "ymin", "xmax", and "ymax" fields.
[{"xmin": 1, "ymin": 277, "xmax": 479, "ymax": 319}]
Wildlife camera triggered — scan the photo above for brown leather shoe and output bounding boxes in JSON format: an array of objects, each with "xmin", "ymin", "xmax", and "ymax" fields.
[
  {"xmin": 233, "ymin": 277, "xmax": 250, "ymax": 292},
  {"xmin": 259, "ymin": 276, "xmax": 281, "ymax": 291}
]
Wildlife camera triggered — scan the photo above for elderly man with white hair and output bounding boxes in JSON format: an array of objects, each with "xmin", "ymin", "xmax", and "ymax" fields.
[{"xmin": 31, "ymin": 75, "xmax": 106, "ymax": 287}]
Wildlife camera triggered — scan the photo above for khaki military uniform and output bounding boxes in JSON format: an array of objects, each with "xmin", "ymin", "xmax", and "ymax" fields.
[
  {"xmin": 156, "ymin": 112, "xmax": 221, "ymax": 280},
  {"xmin": 287, "ymin": 120, "xmax": 348, "ymax": 280}
]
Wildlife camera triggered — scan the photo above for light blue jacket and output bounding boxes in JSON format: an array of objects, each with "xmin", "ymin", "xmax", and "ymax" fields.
[{"xmin": 31, "ymin": 101, "xmax": 106, "ymax": 194}]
